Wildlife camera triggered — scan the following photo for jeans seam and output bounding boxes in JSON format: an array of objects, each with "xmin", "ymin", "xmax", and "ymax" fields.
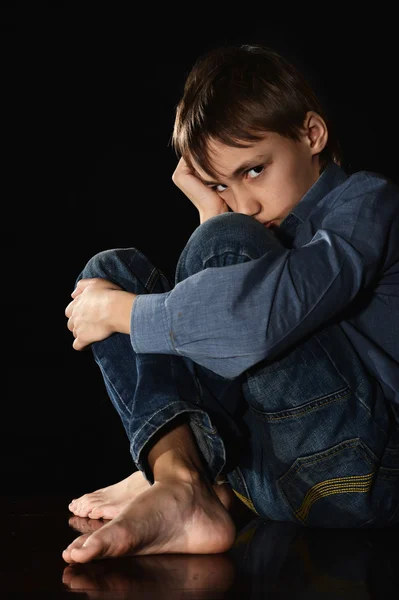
[
  {"xmin": 145, "ymin": 267, "xmax": 159, "ymax": 292},
  {"xmin": 313, "ymin": 332, "xmax": 381, "ymax": 421},
  {"xmin": 279, "ymin": 438, "xmax": 379, "ymax": 488},
  {"xmin": 133, "ymin": 403, "xmax": 199, "ymax": 440},
  {"xmin": 250, "ymin": 388, "xmax": 351, "ymax": 420},
  {"xmin": 203, "ymin": 250, "xmax": 254, "ymax": 267},
  {"xmin": 95, "ymin": 357, "xmax": 131, "ymax": 416},
  {"xmin": 229, "ymin": 466, "xmax": 259, "ymax": 515}
]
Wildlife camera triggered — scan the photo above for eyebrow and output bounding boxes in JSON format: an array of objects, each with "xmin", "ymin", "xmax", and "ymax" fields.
[{"xmin": 199, "ymin": 153, "xmax": 268, "ymax": 186}]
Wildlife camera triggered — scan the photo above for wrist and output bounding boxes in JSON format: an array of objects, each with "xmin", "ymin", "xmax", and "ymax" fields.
[
  {"xmin": 199, "ymin": 207, "xmax": 229, "ymax": 225},
  {"xmin": 109, "ymin": 290, "xmax": 136, "ymax": 334}
]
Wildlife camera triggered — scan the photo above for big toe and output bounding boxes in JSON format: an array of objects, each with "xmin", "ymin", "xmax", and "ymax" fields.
[{"xmin": 63, "ymin": 534, "xmax": 104, "ymax": 564}]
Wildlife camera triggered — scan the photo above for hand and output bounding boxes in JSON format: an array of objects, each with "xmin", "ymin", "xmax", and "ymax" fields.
[
  {"xmin": 65, "ymin": 278, "xmax": 135, "ymax": 351},
  {"xmin": 172, "ymin": 157, "xmax": 230, "ymax": 224}
]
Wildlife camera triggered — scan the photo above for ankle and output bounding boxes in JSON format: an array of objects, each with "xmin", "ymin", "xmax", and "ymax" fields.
[
  {"xmin": 147, "ymin": 417, "xmax": 210, "ymax": 485},
  {"xmin": 154, "ymin": 452, "xmax": 204, "ymax": 485}
]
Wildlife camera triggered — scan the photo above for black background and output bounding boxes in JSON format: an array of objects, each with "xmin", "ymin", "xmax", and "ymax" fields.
[{"xmin": 2, "ymin": 9, "xmax": 398, "ymax": 496}]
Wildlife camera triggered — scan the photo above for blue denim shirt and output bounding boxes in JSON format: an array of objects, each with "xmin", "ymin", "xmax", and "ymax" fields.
[{"xmin": 131, "ymin": 163, "xmax": 399, "ymax": 409}]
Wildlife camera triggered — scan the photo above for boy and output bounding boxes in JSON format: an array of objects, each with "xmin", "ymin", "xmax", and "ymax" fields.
[{"xmin": 63, "ymin": 44, "xmax": 399, "ymax": 564}]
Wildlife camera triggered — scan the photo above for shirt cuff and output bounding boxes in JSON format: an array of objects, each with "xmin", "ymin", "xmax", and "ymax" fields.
[{"xmin": 130, "ymin": 292, "xmax": 176, "ymax": 355}]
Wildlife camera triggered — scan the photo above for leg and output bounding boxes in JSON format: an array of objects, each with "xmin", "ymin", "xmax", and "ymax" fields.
[
  {"xmin": 69, "ymin": 220, "xmax": 274, "ymax": 521},
  {"xmin": 63, "ymin": 414, "xmax": 236, "ymax": 563},
  {"xmin": 233, "ymin": 322, "xmax": 399, "ymax": 528},
  {"xmin": 64, "ymin": 216, "xmax": 275, "ymax": 562},
  {"xmin": 68, "ymin": 246, "xmax": 230, "ymax": 519},
  {"xmin": 164, "ymin": 213, "xmax": 399, "ymax": 528},
  {"xmin": 64, "ymin": 212, "xmax": 398, "ymax": 563}
]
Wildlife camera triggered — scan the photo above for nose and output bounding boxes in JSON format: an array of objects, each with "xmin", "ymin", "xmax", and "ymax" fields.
[{"xmin": 231, "ymin": 186, "xmax": 262, "ymax": 218}]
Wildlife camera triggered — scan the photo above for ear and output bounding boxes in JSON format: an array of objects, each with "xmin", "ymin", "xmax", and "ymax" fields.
[{"xmin": 302, "ymin": 111, "xmax": 328, "ymax": 156}]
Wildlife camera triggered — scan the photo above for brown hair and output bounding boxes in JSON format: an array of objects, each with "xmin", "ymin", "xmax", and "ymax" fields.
[{"xmin": 171, "ymin": 44, "xmax": 341, "ymax": 178}]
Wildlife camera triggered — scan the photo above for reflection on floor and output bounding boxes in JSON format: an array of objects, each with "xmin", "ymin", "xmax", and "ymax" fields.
[{"xmin": 1, "ymin": 494, "xmax": 398, "ymax": 598}]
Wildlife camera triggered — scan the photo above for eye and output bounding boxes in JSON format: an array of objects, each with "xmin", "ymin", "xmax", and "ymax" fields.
[
  {"xmin": 247, "ymin": 165, "xmax": 264, "ymax": 179},
  {"xmin": 211, "ymin": 183, "xmax": 228, "ymax": 193}
]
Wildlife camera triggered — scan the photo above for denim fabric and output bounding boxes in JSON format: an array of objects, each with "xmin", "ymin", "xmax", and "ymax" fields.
[
  {"xmin": 77, "ymin": 248, "xmax": 227, "ymax": 485},
  {"xmin": 130, "ymin": 165, "xmax": 399, "ymax": 425},
  {"xmin": 77, "ymin": 208, "xmax": 399, "ymax": 528}
]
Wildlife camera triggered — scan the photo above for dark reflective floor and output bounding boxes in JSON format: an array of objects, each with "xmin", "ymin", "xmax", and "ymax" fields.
[{"xmin": 2, "ymin": 494, "xmax": 398, "ymax": 599}]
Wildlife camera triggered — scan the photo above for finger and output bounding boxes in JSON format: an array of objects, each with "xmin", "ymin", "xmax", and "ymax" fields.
[
  {"xmin": 74, "ymin": 278, "xmax": 100, "ymax": 294},
  {"xmin": 65, "ymin": 301, "xmax": 74, "ymax": 318},
  {"xmin": 71, "ymin": 287, "xmax": 83, "ymax": 298},
  {"xmin": 73, "ymin": 278, "xmax": 122, "ymax": 296},
  {"xmin": 73, "ymin": 337, "xmax": 88, "ymax": 351}
]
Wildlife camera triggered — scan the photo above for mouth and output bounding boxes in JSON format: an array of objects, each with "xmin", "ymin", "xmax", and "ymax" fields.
[{"xmin": 264, "ymin": 221, "xmax": 276, "ymax": 228}]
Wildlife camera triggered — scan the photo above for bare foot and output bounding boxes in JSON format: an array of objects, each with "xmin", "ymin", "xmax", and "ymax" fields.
[
  {"xmin": 62, "ymin": 476, "xmax": 236, "ymax": 563},
  {"xmin": 68, "ymin": 471, "xmax": 151, "ymax": 520},
  {"xmin": 68, "ymin": 470, "xmax": 238, "ymax": 520}
]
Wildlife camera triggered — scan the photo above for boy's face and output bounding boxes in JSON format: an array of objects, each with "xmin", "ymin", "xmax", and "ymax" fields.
[{"xmin": 193, "ymin": 119, "xmax": 324, "ymax": 228}]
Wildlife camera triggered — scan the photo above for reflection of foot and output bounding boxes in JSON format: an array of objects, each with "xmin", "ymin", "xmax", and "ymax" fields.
[
  {"xmin": 62, "ymin": 553, "xmax": 235, "ymax": 599},
  {"xmin": 68, "ymin": 469, "xmax": 239, "ymax": 521},
  {"xmin": 62, "ymin": 476, "xmax": 236, "ymax": 563},
  {"xmin": 68, "ymin": 516, "xmax": 108, "ymax": 535},
  {"xmin": 68, "ymin": 471, "xmax": 151, "ymax": 520}
]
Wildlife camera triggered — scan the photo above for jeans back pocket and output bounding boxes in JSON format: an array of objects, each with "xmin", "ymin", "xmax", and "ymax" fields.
[{"xmin": 278, "ymin": 438, "xmax": 378, "ymax": 527}]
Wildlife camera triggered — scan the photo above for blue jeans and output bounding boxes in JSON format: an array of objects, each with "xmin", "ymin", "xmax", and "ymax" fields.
[{"xmin": 77, "ymin": 213, "xmax": 399, "ymax": 528}]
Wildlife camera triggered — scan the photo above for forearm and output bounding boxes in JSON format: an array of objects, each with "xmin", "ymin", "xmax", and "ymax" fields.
[
  {"xmin": 131, "ymin": 180, "xmax": 393, "ymax": 378},
  {"xmin": 131, "ymin": 233, "xmax": 369, "ymax": 378}
]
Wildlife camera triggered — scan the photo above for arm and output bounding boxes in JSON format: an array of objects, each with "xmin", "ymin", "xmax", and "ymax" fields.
[
  {"xmin": 131, "ymin": 174, "xmax": 399, "ymax": 378},
  {"xmin": 172, "ymin": 157, "xmax": 230, "ymax": 224}
]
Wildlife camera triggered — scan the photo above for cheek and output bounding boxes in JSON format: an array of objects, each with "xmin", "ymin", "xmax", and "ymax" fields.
[
  {"xmin": 283, "ymin": 158, "xmax": 310, "ymax": 195},
  {"xmin": 266, "ymin": 175, "xmax": 301, "ymax": 215},
  {"xmin": 221, "ymin": 192, "xmax": 236, "ymax": 211}
]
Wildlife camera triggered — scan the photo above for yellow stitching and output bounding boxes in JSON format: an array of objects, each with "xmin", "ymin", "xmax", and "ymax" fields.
[
  {"xmin": 232, "ymin": 489, "xmax": 259, "ymax": 515},
  {"xmin": 303, "ymin": 480, "xmax": 373, "ymax": 504},
  {"xmin": 299, "ymin": 481, "xmax": 373, "ymax": 518},
  {"xmin": 295, "ymin": 472, "xmax": 374, "ymax": 522},
  {"xmin": 297, "ymin": 484, "xmax": 372, "ymax": 522},
  {"xmin": 297, "ymin": 473, "xmax": 374, "ymax": 515},
  {"xmin": 300, "ymin": 472, "xmax": 374, "ymax": 489}
]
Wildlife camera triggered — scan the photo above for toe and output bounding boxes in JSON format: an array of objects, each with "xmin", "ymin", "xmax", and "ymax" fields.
[
  {"xmin": 88, "ymin": 503, "xmax": 119, "ymax": 520},
  {"xmin": 63, "ymin": 533, "xmax": 92, "ymax": 563},
  {"xmin": 87, "ymin": 505, "xmax": 104, "ymax": 519},
  {"xmin": 72, "ymin": 497, "xmax": 98, "ymax": 517},
  {"xmin": 69, "ymin": 539, "xmax": 103, "ymax": 564},
  {"xmin": 63, "ymin": 524, "xmax": 122, "ymax": 564}
]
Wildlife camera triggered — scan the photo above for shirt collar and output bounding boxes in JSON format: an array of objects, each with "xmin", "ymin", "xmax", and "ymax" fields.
[
  {"xmin": 275, "ymin": 163, "xmax": 348, "ymax": 246},
  {"xmin": 290, "ymin": 162, "xmax": 348, "ymax": 224}
]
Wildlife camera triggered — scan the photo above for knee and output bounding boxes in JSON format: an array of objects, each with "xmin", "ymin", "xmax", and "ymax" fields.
[
  {"xmin": 76, "ymin": 247, "xmax": 167, "ymax": 295},
  {"xmin": 176, "ymin": 212, "xmax": 271, "ymax": 280},
  {"xmin": 80, "ymin": 249, "xmax": 125, "ymax": 281}
]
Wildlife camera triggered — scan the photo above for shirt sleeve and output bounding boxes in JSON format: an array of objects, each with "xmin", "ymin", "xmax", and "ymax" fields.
[{"xmin": 130, "ymin": 174, "xmax": 398, "ymax": 379}]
